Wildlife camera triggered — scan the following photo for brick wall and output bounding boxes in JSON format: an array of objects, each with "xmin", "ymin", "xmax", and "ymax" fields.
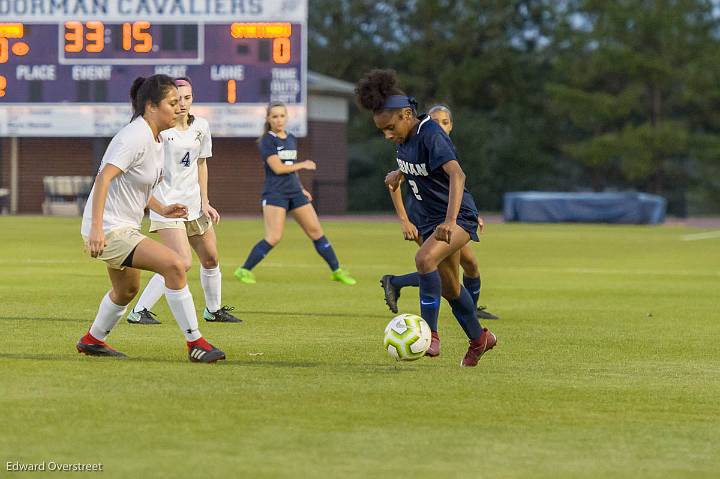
[{"xmin": 0, "ymin": 119, "xmax": 347, "ymax": 215}]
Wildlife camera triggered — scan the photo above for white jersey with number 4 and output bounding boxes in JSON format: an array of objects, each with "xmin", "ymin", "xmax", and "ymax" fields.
[
  {"xmin": 81, "ymin": 117, "xmax": 164, "ymax": 236},
  {"xmin": 150, "ymin": 116, "xmax": 212, "ymax": 222}
]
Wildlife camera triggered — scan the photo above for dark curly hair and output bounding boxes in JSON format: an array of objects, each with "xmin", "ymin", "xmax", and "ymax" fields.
[{"xmin": 355, "ymin": 69, "xmax": 406, "ymax": 113}]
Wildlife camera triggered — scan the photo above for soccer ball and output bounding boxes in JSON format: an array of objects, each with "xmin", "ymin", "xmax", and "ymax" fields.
[{"xmin": 383, "ymin": 314, "xmax": 432, "ymax": 361}]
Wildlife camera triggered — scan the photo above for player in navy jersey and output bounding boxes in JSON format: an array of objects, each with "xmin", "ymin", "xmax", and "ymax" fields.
[
  {"xmin": 234, "ymin": 102, "xmax": 356, "ymax": 286},
  {"xmin": 380, "ymin": 104, "xmax": 499, "ymax": 320},
  {"xmin": 356, "ymin": 69, "xmax": 496, "ymax": 367}
]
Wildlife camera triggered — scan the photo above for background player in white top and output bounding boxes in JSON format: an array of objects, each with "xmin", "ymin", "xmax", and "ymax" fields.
[
  {"xmin": 126, "ymin": 77, "xmax": 241, "ymax": 324},
  {"xmin": 76, "ymin": 74, "xmax": 226, "ymax": 363}
]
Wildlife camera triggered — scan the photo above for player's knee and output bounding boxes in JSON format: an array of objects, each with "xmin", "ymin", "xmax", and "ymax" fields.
[
  {"xmin": 308, "ymin": 228, "xmax": 324, "ymax": 241},
  {"xmin": 460, "ymin": 258, "xmax": 479, "ymax": 277},
  {"xmin": 126, "ymin": 283, "xmax": 140, "ymax": 299},
  {"xmin": 163, "ymin": 257, "xmax": 187, "ymax": 283},
  {"xmin": 265, "ymin": 235, "xmax": 282, "ymax": 246},
  {"xmin": 441, "ymin": 283, "xmax": 461, "ymax": 300},
  {"xmin": 200, "ymin": 255, "xmax": 219, "ymax": 269},
  {"xmin": 415, "ymin": 250, "xmax": 436, "ymax": 273},
  {"xmin": 181, "ymin": 257, "xmax": 193, "ymax": 272},
  {"xmin": 114, "ymin": 284, "xmax": 139, "ymax": 304}
]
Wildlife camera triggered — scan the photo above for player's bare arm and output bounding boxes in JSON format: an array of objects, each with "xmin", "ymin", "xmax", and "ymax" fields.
[
  {"xmin": 434, "ymin": 160, "xmax": 465, "ymax": 244},
  {"xmin": 198, "ymin": 158, "xmax": 220, "ymax": 224},
  {"xmin": 266, "ymin": 155, "xmax": 316, "ymax": 174},
  {"xmin": 388, "ymin": 182, "xmax": 418, "ymax": 241},
  {"xmin": 87, "ymin": 164, "xmax": 123, "ymax": 257}
]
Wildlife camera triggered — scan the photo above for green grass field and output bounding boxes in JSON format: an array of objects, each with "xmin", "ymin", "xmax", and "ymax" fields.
[{"xmin": 1, "ymin": 216, "xmax": 719, "ymax": 478}]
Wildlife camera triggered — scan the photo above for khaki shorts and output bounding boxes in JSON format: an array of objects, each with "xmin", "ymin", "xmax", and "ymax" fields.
[
  {"xmin": 82, "ymin": 226, "xmax": 147, "ymax": 270},
  {"xmin": 149, "ymin": 214, "xmax": 212, "ymax": 237}
]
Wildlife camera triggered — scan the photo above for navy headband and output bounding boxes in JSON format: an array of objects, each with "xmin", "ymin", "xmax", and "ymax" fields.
[{"xmin": 382, "ymin": 95, "xmax": 418, "ymax": 111}]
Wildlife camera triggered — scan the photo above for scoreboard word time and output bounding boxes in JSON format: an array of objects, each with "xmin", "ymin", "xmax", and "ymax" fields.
[{"xmin": 0, "ymin": 0, "xmax": 307, "ymax": 136}]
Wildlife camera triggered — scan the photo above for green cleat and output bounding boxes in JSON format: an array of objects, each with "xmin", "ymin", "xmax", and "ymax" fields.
[
  {"xmin": 233, "ymin": 267, "xmax": 256, "ymax": 284},
  {"xmin": 331, "ymin": 268, "xmax": 357, "ymax": 285}
]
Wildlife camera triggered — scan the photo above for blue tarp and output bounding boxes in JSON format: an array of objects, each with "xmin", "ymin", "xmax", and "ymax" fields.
[{"xmin": 503, "ymin": 192, "xmax": 667, "ymax": 224}]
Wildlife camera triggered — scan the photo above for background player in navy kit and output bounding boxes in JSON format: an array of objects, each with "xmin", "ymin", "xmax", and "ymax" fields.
[
  {"xmin": 234, "ymin": 102, "xmax": 356, "ymax": 286},
  {"xmin": 380, "ymin": 104, "xmax": 499, "ymax": 320},
  {"xmin": 356, "ymin": 69, "xmax": 496, "ymax": 367}
]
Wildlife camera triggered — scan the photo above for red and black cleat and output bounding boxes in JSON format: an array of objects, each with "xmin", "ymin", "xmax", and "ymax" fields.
[
  {"xmin": 461, "ymin": 328, "xmax": 497, "ymax": 367},
  {"xmin": 76, "ymin": 333, "xmax": 128, "ymax": 358},
  {"xmin": 188, "ymin": 337, "xmax": 226, "ymax": 364}
]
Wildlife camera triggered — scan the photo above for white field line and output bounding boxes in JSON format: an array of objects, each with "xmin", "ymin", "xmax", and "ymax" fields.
[
  {"xmin": 681, "ymin": 230, "xmax": 720, "ymax": 241},
  {"xmin": 0, "ymin": 259, "xmax": 78, "ymax": 264}
]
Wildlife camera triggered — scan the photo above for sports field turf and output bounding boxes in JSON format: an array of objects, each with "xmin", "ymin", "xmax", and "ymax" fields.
[{"xmin": 1, "ymin": 216, "xmax": 718, "ymax": 478}]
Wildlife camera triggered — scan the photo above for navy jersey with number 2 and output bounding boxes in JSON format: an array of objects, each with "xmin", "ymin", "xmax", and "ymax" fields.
[
  {"xmin": 397, "ymin": 115, "xmax": 479, "ymax": 241},
  {"xmin": 259, "ymin": 131, "xmax": 303, "ymax": 197}
]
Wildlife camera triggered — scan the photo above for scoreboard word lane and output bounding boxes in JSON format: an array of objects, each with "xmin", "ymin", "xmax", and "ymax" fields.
[{"xmin": 0, "ymin": 0, "xmax": 307, "ymax": 137}]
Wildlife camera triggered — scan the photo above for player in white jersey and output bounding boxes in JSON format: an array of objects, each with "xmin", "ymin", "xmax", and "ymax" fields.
[
  {"xmin": 126, "ymin": 77, "xmax": 241, "ymax": 324},
  {"xmin": 76, "ymin": 74, "xmax": 226, "ymax": 363}
]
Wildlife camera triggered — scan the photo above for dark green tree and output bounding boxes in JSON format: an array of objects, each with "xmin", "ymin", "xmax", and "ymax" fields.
[
  {"xmin": 547, "ymin": 0, "xmax": 720, "ymax": 214},
  {"xmin": 310, "ymin": 0, "xmax": 563, "ymax": 211}
]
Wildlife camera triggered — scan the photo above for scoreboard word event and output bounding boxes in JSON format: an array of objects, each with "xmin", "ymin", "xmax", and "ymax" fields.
[{"xmin": 0, "ymin": 0, "xmax": 307, "ymax": 137}]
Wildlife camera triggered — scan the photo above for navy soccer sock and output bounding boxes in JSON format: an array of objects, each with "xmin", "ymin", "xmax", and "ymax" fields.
[
  {"xmin": 313, "ymin": 236, "xmax": 339, "ymax": 271},
  {"xmin": 448, "ymin": 286, "xmax": 483, "ymax": 340},
  {"xmin": 418, "ymin": 270, "xmax": 442, "ymax": 332},
  {"xmin": 462, "ymin": 275, "xmax": 481, "ymax": 306},
  {"xmin": 242, "ymin": 239, "xmax": 274, "ymax": 270},
  {"xmin": 390, "ymin": 272, "xmax": 420, "ymax": 289}
]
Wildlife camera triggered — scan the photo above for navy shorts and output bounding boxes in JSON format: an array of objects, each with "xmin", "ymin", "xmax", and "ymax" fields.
[
  {"xmin": 420, "ymin": 217, "xmax": 480, "ymax": 243},
  {"xmin": 262, "ymin": 191, "xmax": 309, "ymax": 211}
]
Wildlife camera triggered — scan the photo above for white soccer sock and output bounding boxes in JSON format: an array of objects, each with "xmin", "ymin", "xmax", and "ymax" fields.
[
  {"xmin": 200, "ymin": 264, "xmax": 221, "ymax": 312},
  {"xmin": 133, "ymin": 273, "xmax": 166, "ymax": 313},
  {"xmin": 164, "ymin": 285, "xmax": 202, "ymax": 341},
  {"xmin": 89, "ymin": 292, "xmax": 128, "ymax": 341}
]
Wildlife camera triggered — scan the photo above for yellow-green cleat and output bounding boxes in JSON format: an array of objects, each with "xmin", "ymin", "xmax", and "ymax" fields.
[
  {"xmin": 331, "ymin": 268, "xmax": 357, "ymax": 285},
  {"xmin": 233, "ymin": 267, "xmax": 256, "ymax": 284}
]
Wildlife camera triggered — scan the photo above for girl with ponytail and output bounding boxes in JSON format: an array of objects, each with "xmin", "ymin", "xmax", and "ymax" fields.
[
  {"xmin": 234, "ymin": 102, "xmax": 356, "ymax": 286},
  {"xmin": 77, "ymin": 74, "xmax": 226, "ymax": 363}
]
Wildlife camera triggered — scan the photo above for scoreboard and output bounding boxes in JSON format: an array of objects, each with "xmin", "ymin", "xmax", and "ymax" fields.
[{"xmin": 0, "ymin": 0, "xmax": 307, "ymax": 137}]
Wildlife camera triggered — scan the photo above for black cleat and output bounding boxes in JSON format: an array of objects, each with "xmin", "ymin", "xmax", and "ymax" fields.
[
  {"xmin": 380, "ymin": 275, "xmax": 400, "ymax": 314},
  {"xmin": 188, "ymin": 340, "xmax": 226, "ymax": 363},
  {"xmin": 203, "ymin": 306, "xmax": 242, "ymax": 323},
  {"xmin": 477, "ymin": 305, "xmax": 500, "ymax": 320},
  {"xmin": 76, "ymin": 340, "xmax": 128, "ymax": 358},
  {"xmin": 127, "ymin": 308, "xmax": 161, "ymax": 324}
]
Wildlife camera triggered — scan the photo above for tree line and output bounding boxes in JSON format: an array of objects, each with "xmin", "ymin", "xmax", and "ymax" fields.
[{"xmin": 309, "ymin": 0, "xmax": 720, "ymax": 215}]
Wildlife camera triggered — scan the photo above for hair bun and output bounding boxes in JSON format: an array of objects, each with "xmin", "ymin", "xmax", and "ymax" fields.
[
  {"xmin": 129, "ymin": 77, "xmax": 147, "ymax": 102},
  {"xmin": 355, "ymin": 69, "xmax": 404, "ymax": 112}
]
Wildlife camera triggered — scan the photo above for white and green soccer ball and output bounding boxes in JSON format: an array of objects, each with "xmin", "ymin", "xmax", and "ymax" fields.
[{"xmin": 383, "ymin": 314, "xmax": 432, "ymax": 361}]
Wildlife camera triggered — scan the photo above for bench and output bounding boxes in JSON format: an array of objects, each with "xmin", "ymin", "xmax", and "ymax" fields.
[{"xmin": 42, "ymin": 176, "xmax": 94, "ymax": 216}]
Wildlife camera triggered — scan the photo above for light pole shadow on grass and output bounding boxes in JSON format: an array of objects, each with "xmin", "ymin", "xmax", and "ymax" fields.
[
  {"xmin": 0, "ymin": 316, "xmax": 88, "ymax": 323},
  {"xmin": 0, "ymin": 353, "xmax": 417, "ymax": 373},
  {"xmin": 1, "ymin": 312, "xmax": 395, "ymax": 323},
  {"xmin": 238, "ymin": 310, "xmax": 391, "ymax": 320},
  {"xmin": 0, "ymin": 352, "xmax": 84, "ymax": 361}
]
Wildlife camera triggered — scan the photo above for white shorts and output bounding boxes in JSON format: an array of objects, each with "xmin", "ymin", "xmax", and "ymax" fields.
[
  {"xmin": 82, "ymin": 226, "xmax": 146, "ymax": 270},
  {"xmin": 149, "ymin": 214, "xmax": 212, "ymax": 237}
]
